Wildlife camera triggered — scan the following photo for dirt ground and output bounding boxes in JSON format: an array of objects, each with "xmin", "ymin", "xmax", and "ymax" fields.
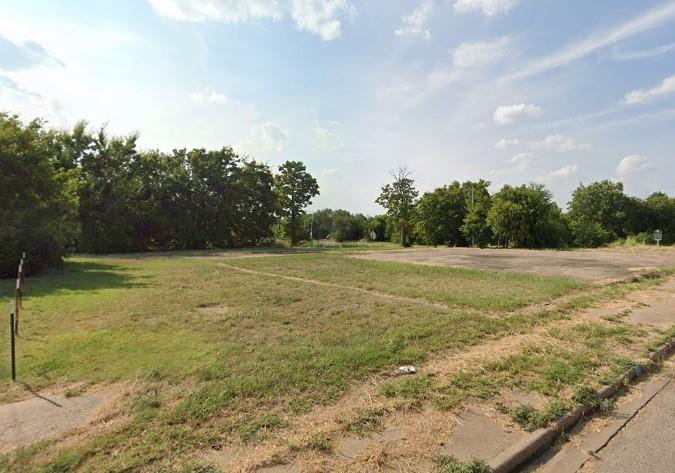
[
  {"xmin": 352, "ymin": 247, "xmax": 675, "ymax": 283},
  {"xmin": 0, "ymin": 389, "xmax": 110, "ymax": 454}
]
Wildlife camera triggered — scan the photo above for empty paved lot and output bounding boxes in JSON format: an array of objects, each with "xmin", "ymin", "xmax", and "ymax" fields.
[{"xmin": 353, "ymin": 247, "xmax": 675, "ymax": 283}]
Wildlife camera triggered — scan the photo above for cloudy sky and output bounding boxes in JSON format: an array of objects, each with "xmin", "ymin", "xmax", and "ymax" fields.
[{"xmin": 1, "ymin": 0, "xmax": 675, "ymax": 214}]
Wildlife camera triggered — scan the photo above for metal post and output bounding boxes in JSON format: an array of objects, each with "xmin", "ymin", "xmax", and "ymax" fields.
[
  {"xmin": 310, "ymin": 213, "xmax": 314, "ymax": 246},
  {"xmin": 9, "ymin": 308, "xmax": 16, "ymax": 381},
  {"xmin": 14, "ymin": 278, "xmax": 20, "ymax": 336}
]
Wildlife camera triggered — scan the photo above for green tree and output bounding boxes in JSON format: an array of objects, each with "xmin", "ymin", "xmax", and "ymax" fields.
[
  {"xmin": 274, "ymin": 161, "xmax": 320, "ymax": 246},
  {"xmin": 306, "ymin": 208, "xmax": 336, "ymax": 240},
  {"xmin": 0, "ymin": 114, "xmax": 79, "ymax": 276},
  {"xmin": 376, "ymin": 168, "xmax": 419, "ymax": 246},
  {"xmin": 367, "ymin": 215, "xmax": 388, "ymax": 241},
  {"xmin": 568, "ymin": 181, "xmax": 628, "ymax": 247},
  {"xmin": 461, "ymin": 180, "xmax": 492, "ymax": 247},
  {"xmin": 643, "ymin": 192, "xmax": 675, "ymax": 244},
  {"xmin": 487, "ymin": 183, "xmax": 566, "ymax": 248},
  {"xmin": 414, "ymin": 182, "xmax": 467, "ymax": 246},
  {"xmin": 331, "ymin": 211, "xmax": 367, "ymax": 242}
]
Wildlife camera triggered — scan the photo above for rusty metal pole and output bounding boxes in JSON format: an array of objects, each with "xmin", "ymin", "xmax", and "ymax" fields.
[
  {"xmin": 9, "ymin": 307, "xmax": 16, "ymax": 381},
  {"xmin": 14, "ymin": 277, "xmax": 20, "ymax": 336}
]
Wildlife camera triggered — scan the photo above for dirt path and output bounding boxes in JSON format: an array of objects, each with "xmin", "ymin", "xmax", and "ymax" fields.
[{"xmin": 217, "ymin": 262, "xmax": 460, "ymax": 312}]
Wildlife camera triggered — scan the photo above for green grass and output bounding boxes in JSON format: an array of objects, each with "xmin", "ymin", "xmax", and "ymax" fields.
[
  {"xmin": 225, "ymin": 254, "xmax": 585, "ymax": 311},
  {"xmin": 0, "ymin": 249, "xmax": 665, "ymax": 472},
  {"xmin": 0, "ymin": 250, "xmax": 580, "ymax": 471}
]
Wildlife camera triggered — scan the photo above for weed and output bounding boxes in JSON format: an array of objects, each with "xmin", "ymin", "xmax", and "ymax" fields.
[
  {"xmin": 238, "ymin": 413, "xmax": 285, "ymax": 441},
  {"xmin": 436, "ymin": 455, "xmax": 491, "ymax": 473},
  {"xmin": 380, "ymin": 375, "xmax": 434, "ymax": 399},
  {"xmin": 306, "ymin": 432, "xmax": 332, "ymax": 452},
  {"xmin": 572, "ymin": 385, "xmax": 615, "ymax": 414},
  {"xmin": 343, "ymin": 407, "xmax": 390, "ymax": 435},
  {"xmin": 510, "ymin": 400, "xmax": 570, "ymax": 432}
]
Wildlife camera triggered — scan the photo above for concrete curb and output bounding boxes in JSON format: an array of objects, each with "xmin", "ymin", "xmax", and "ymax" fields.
[{"xmin": 488, "ymin": 336, "xmax": 675, "ymax": 473}]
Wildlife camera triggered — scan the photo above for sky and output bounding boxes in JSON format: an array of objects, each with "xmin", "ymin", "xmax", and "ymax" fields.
[{"xmin": 1, "ymin": 0, "xmax": 675, "ymax": 215}]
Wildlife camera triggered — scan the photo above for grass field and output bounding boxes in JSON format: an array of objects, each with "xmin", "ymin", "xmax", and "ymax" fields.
[{"xmin": 0, "ymin": 248, "xmax": 671, "ymax": 472}]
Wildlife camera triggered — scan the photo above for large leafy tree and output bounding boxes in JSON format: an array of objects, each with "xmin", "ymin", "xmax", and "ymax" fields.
[
  {"xmin": 376, "ymin": 168, "xmax": 419, "ymax": 246},
  {"xmin": 461, "ymin": 180, "xmax": 492, "ymax": 248},
  {"xmin": 568, "ymin": 181, "xmax": 628, "ymax": 247},
  {"xmin": 487, "ymin": 183, "xmax": 567, "ymax": 248},
  {"xmin": 414, "ymin": 182, "xmax": 467, "ymax": 246},
  {"xmin": 0, "ymin": 114, "xmax": 79, "ymax": 276},
  {"xmin": 274, "ymin": 161, "xmax": 320, "ymax": 246}
]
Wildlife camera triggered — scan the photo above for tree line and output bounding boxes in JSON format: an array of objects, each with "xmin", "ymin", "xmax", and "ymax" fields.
[
  {"xmin": 375, "ymin": 168, "xmax": 674, "ymax": 249},
  {"xmin": 2, "ymin": 113, "xmax": 673, "ymax": 276},
  {"xmin": 0, "ymin": 113, "xmax": 318, "ymax": 276}
]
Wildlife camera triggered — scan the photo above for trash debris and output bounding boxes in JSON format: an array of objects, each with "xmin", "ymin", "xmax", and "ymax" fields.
[{"xmin": 398, "ymin": 365, "xmax": 416, "ymax": 375}]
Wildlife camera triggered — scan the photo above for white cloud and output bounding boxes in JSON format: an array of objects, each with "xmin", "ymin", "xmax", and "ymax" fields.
[
  {"xmin": 611, "ymin": 42, "xmax": 675, "ymax": 61},
  {"xmin": 243, "ymin": 121, "xmax": 288, "ymax": 153},
  {"xmin": 147, "ymin": 0, "xmax": 283, "ymax": 23},
  {"xmin": 549, "ymin": 164, "xmax": 578, "ymax": 178},
  {"xmin": 532, "ymin": 134, "xmax": 590, "ymax": 152},
  {"xmin": 511, "ymin": 152, "xmax": 534, "ymax": 168},
  {"xmin": 313, "ymin": 120, "xmax": 343, "ymax": 150},
  {"xmin": 454, "ymin": 36, "xmax": 511, "ymax": 68},
  {"xmin": 616, "ymin": 154, "xmax": 649, "ymax": 177},
  {"xmin": 494, "ymin": 104, "xmax": 541, "ymax": 125},
  {"xmin": 394, "ymin": 0, "xmax": 433, "ymax": 39},
  {"xmin": 189, "ymin": 88, "xmax": 237, "ymax": 105},
  {"xmin": 495, "ymin": 138, "xmax": 520, "ymax": 149},
  {"xmin": 290, "ymin": 0, "xmax": 356, "ymax": 41},
  {"xmin": 147, "ymin": 0, "xmax": 355, "ymax": 41},
  {"xmin": 624, "ymin": 74, "xmax": 675, "ymax": 105},
  {"xmin": 504, "ymin": 2, "xmax": 675, "ymax": 82},
  {"xmin": 453, "ymin": 0, "xmax": 516, "ymax": 16}
]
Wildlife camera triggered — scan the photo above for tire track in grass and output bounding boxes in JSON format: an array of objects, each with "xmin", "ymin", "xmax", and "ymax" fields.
[{"xmin": 216, "ymin": 262, "xmax": 468, "ymax": 313}]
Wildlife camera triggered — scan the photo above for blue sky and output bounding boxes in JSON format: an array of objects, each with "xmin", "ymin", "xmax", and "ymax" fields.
[{"xmin": 1, "ymin": 0, "xmax": 675, "ymax": 214}]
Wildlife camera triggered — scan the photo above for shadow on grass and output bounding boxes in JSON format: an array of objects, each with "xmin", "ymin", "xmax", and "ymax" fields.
[
  {"xmin": 0, "ymin": 260, "xmax": 146, "ymax": 298},
  {"xmin": 78, "ymin": 246, "xmax": 338, "ymax": 260}
]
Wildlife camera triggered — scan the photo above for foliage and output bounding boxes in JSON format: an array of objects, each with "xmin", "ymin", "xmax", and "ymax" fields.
[
  {"xmin": 367, "ymin": 214, "xmax": 388, "ymax": 241},
  {"xmin": 376, "ymin": 167, "xmax": 419, "ymax": 246},
  {"xmin": 275, "ymin": 161, "xmax": 320, "ymax": 246},
  {"xmin": 568, "ymin": 181, "xmax": 628, "ymax": 247},
  {"xmin": 331, "ymin": 210, "xmax": 367, "ymax": 241},
  {"xmin": 487, "ymin": 183, "xmax": 567, "ymax": 248},
  {"xmin": 461, "ymin": 180, "xmax": 493, "ymax": 247},
  {"xmin": 414, "ymin": 182, "xmax": 467, "ymax": 246},
  {"xmin": 0, "ymin": 114, "xmax": 79, "ymax": 276}
]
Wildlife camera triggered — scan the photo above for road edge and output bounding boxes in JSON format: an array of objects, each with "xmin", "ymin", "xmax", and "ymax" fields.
[{"xmin": 488, "ymin": 336, "xmax": 675, "ymax": 473}]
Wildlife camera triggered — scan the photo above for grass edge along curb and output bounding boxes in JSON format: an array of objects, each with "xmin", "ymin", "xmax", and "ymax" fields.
[{"xmin": 488, "ymin": 336, "xmax": 675, "ymax": 473}]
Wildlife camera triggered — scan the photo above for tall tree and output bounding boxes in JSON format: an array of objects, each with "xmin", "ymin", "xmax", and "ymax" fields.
[
  {"xmin": 568, "ymin": 181, "xmax": 628, "ymax": 247},
  {"xmin": 0, "ymin": 114, "xmax": 79, "ymax": 276},
  {"xmin": 487, "ymin": 183, "xmax": 566, "ymax": 248},
  {"xmin": 461, "ymin": 180, "xmax": 492, "ymax": 247},
  {"xmin": 274, "ymin": 161, "xmax": 320, "ymax": 246},
  {"xmin": 414, "ymin": 182, "xmax": 467, "ymax": 246},
  {"xmin": 376, "ymin": 167, "xmax": 419, "ymax": 246}
]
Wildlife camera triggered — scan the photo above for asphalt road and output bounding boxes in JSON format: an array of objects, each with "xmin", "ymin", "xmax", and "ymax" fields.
[
  {"xmin": 352, "ymin": 247, "xmax": 675, "ymax": 283},
  {"xmin": 588, "ymin": 377, "xmax": 675, "ymax": 473}
]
